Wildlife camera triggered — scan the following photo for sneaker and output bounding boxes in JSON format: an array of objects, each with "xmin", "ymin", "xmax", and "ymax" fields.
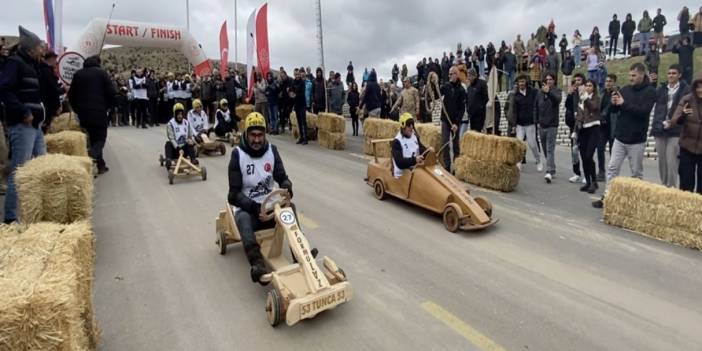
[
  {"xmin": 296, "ymin": 139, "xmax": 303, "ymax": 144},
  {"xmin": 97, "ymin": 167, "xmax": 110, "ymax": 175},
  {"xmin": 250, "ymin": 261, "xmax": 270, "ymax": 285},
  {"xmin": 592, "ymin": 199, "xmax": 604, "ymax": 208},
  {"xmin": 302, "ymin": 141, "xmax": 308, "ymax": 145},
  {"xmin": 587, "ymin": 183, "xmax": 598, "ymax": 194},
  {"xmin": 536, "ymin": 162, "xmax": 544, "ymax": 172},
  {"xmin": 579, "ymin": 184, "xmax": 589, "ymax": 192},
  {"xmin": 568, "ymin": 175, "xmax": 582, "ymax": 183},
  {"xmin": 544, "ymin": 173, "xmax": 552, "ymax": 183}
]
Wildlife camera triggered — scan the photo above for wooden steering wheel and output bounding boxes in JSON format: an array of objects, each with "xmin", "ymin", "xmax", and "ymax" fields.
[{"xmin": 259, "ymin": 189, "xmax": 292, "ymax": 221}]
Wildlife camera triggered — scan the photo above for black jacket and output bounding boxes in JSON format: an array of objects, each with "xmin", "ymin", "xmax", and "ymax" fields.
[
  {"xmin": 311, "ymin": 78, "xmax": 326, "ymax": 106},
  {"xmin": 228, "ymin": 142, "xmax": 290, "ymax": 216},
  {"xmin": 68, "ymin": 56, "xmax": 117, "ymax": 128},
  {"xmin": 360, "ymin": 71, "xmax": 382, "ymax": 111},
  {"xmin": 392, "ymin": 135, "xmax": 426, "ymax": 170},
  {"xmin": 510, "ymin": 87, "xmax": 537, "ymax": 126},
  {"xmin": 609, "ymin": 19, "xmax": 621, "ymax": 36},
  {"xmin": 673, "ymin": 43, "xmax": 694, "ymax": 72},
  {"xmin": 0, "ymin": 49, "xmax": 45, "ymax": 128},
  {"xmin": 502, "ymin": 52, "xmax": 517, "ymax": 72},
  {"xmin": 347, "ymin": 90, "xmax": 360, "ymax": 108},
  {"xmin": 650, "ymin": 81, "xmax": 690, "ymax": 137},
  {"xmin": 565, "ymin": 91, "xmax": 578, "ymax": 130},
  {"xmin": 621, "ymin": 20, "xmax": 636, "ymax": 37},
  {"xmin": 465, "ymin": 79, "xmax": 488, "ymax": 123},
  {"xmin": 440, "ymin": 81, "xmax": 466, "ymax": 125},
  {"xmin": 612, "ymin": 80, "xmax": 657, "ymax": 144},
  {"xmin": 561, "ymin": 56, "xmax": 575, "ymax": 75},
  {"xmin": 535, "ymin": 88, "xmax": 562, "ymax": 128},
  {"xmin": 292, "ymin": 78, "xmax": 306, "ymax": 108},
  {"xmin": 224, "ymin": 77, "xmax": 240, "ymax": 107},
  {"xmin": 39, "ymin": 61, "xmax": 62, "ymax": 125},
  {"xmin": 653, "ymin": 14, "xmax": 667, "ymax": 33}
]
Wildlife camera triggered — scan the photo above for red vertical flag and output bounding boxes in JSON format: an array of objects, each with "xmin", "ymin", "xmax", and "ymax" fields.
[
  {"xmin": 255, "ymin": 3, "xmax": 270, "ymax": 78},
  {"xmin": 219, "ymin": 21, "xmax": 229, "ymax": 80}
]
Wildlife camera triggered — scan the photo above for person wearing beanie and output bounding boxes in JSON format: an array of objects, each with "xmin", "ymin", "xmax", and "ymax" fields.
[
  {"xmin": 228, "ymin": 112, "xmax": 295, "ymax": 284},
  {"xmin": 164, "ymin": 103, "xmax": 198, "ymax": 169},
  {"xmin": 187, "ymin": 98, "xmax": 211, "ymax": 142},
  {"xmin": 392, "ymin": 113, "xmax": 427, "ymax": 178},
  {"xmin": 0, "ymin": 26, "xmax": 47, "ymax": 223}
]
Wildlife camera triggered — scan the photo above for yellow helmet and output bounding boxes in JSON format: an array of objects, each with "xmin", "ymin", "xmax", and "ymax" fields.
[
  {"xmin": 399, "ymin": 112, "xmax": 415, "ymax": 128},
  {"xmin": 219, "ymin": 98, "xmax": 228, "ymax": 107},
  {"xmin": 192, "ymin": 99, "xmax": 203, "ymax": 109},
  {"xmin": 244, "ymin": 112, "xmax": 267, "ymax": 132},
  {"xmin": 173, "ymin": 102, "xmax": 185, "ymax": 115}
]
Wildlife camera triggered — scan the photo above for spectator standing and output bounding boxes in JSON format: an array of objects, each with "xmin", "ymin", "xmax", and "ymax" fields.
[
  {"xmin": 347, "ymin": 82, "xmax": 360, "ymax": 136},
  {"xmin": 678, "ymin": 7, "xmax": 691, "ymax": 41},
  {"xmin": 265, "ymin": 72, "xmax": 279, "ymax": 134},
  {"xmin": 514, "ymin": 34, "xmax": 526, "ymax": 58},
  {"xmin": 546, "ymin": 46, "xmax": 560, "ymax": 78},
  {"xmin": 546, "ymin": 21, "xmax": 558, "ymax": 48},
  {"xmin": 392, "ymin": 63, "xmax": 400, "ymax": 83},
  {"xmin": 638, "ymin": 11, "xmax": 653, "ymax": 56},
  {"xmin": 651, "ymin": 64, "xmax": 689, "ymax": 188},
  {"xmin": 304, "ymin": 72, "xmax": 313, "ymax": 111},
  {"xmin": 586, "ymin": 47, "xmax": 600, "ymax": 85},
  {"xmin": 147, "ymin": 70, "xmax": 160, "ymax": 126},
  {"xmin": 576, "ymin": 79, "xmax": 602, "ymax": 193},
  {"xmin": 558, "ymin": 34, "xmax": 568, "ymax": 61},
  {"xmin": 645, "ymin": 43, "xmax": 660, "ymax": 76},
  {"xmin": 253, "ymin": 72, "xmax": 268, "ymax": 123},
  {"xmin": 572, "ymin": 30, "xmax": 583, "ymax": 68},
  {"xmin": 509, "ymin": 75, "xmax": 542, "ymax": 171},
  {"xmin": 130, "ymin": 68, "xmax": 149, "ymax": 128},
  {"xmin": 465, "ymin": 68, "xmax": 488, "ymax": 134},
  {"xmin": 346, "ymin": 61, "xmax": 354, "ymax": 86},
  {"xmin": 561, "ymin": 50, "xmax": 576, "ymax": 91},
  {"xmin": 621, "ymin": 14, "xmax": 636, "ymax": 57},
  {"xmin": 440, "ymin": 67, "xmax": 466, "ymax": 170},
  {"xmin": 593, "ymin": 63, "xmax": 656, "ymax": 208},
  {"xmin": 401, "ymin": 64, "xmax": 408, "ymax": 81},
  {"xmin": 392, "ymin": 77, "xmax": 420, "ymax": 120},
  {"xmin": 328, "ymin": 73, "xmax": 345, "ymax": 115},
  {"xmin": 598, "ymin": 74, "xmax": 620, "ymax": 181},
  {"xmin": 566, "ymin": 73, "xmax": 586, "ymax": 183},
  {"xmin": 360, "ymin": 70, "xmax": 382, "ymax": 118},
  {"xmin": 69, "ymin": 55, "xmax": 117, "ymax": 175},
  {"xmin": 692, "ymin": 7, "xmax": 702, "ymax": 45},
  {"xmin": 291, "ymin": 68, "xmax": 308, "ymax": 145},
  {"xmin": 477, "ymin": 45, "xmax": 486, "ymax": 78},
  {"xmin": 527, "ymin": 33, "xmax": 538, "ymax": 54},
  {"xmin": 589, "ymin": 26, "xmax": 601, "ymax": 50},
  {"xmin": 529, "ymin": 51, "xmax": 544, "ymax": 89},
  {"xmin": 608, "ymin": 14, "xmax": 621, "ymax": 58},
  {"xmin": 362, "ymin": 67, "xmax": 369, "ymax": 86},
  {"xmin": 38, "ymin": 50, "xmax": 62, "ymax": 131},
  {"xmin": 535, "ymin": 73, "xmax": 562, "ymax": 183},
  {"xmin": 668, "ymin": 74, "xmax": 702, "ymax": 193},
  {"xmin": 673, "ymin": 36, "xmax": 695, "ymax": 85},
  {"xmin": 278, "ymin": 69, "xmax": 293, "ymax": 133},
  {"xmin": 503, "ymin": 47, "xmax": 517, "ymax": 91},
  {"xmin": 201, "ymin": 73, "xmax": 216, "ymax": 124},
  {"xmin": 311, "ymin": 67, "xmax": 326, "ymax": 113},
  {"xmin": 652, "ymin": 8, "xmax": 667, "ymax": 51}
]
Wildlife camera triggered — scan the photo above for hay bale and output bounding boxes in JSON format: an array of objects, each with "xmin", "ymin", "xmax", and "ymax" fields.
[
  {"xmin": 289, "ymin": 112, "xmax": 317, "ymax": 140},
  {"xmin": 363, "ymin": 118, "xmax": 399, "ymax": 139},
  {"xmin": 0, "ymin": 221, "xmax": 97, "ymax": 351},
  {"xmin": 414, "ymin": 123, "xmax": 442, "ymax": 152},
  {"xmin": 307, "ymin": 113, "xmax": 318, "ymax": 130},
  {"xmin": 15, "ymin": 154, "xmax": 94, "ymax": 224},
  {"xmin": 454, "ymin": 156, "xmax": 520, "ymax": 192},
  {"xmin": 460, "ymin": 132, "xmax": 526, "ymax": 165},
  {"xmin": 44, "ymin": 131, "xmax": 89, "ymax": 157},
  {"xmin": 603, "ymin": 177, "xmax": 702, "ymax": 249},
  {"xmin": 47, "ymin": 112, "xmax": 82, "ymax": 134},
  {"xmin": 318, "ymin": 131, "xmax": 346, "ymax": 150},
  {"xmin": 234, "ymin": 104, "xmax": 254, "ymax": 120},
  {"xmin": 317, "ymin": 113, "xmax": 346, "ymax": 133}
]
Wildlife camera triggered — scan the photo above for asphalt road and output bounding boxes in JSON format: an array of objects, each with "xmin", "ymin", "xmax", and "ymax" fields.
[{"xmin": 91, "ymin": 122, "xmax": 702, "ymax": 351}]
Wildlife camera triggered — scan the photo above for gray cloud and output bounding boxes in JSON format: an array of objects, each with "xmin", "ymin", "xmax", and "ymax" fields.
[{"xmin": 0, "ymin": 0, "xmax": 690, "ymax": 80}]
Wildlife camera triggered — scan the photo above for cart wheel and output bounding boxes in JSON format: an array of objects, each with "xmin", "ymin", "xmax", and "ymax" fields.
[
  {"xmin": 265, "ymin": 289, "xmax": 283, "ymax": 327},
  {"xmin": 373, "ymin": 179, "xmax": 387, "ymax": 200},
  {"xmin": 474, "ymin": 196, "xmax": 493, "ymax": 217},
  {"xmin": 159, "ymin": 154, "xmax": 164, "ymax": 167},
  {"xmin": 201, "ymin": 166, "xmax": 207, "ymax": 181},
  {"xmin": 219, "ymin": 143, "xmax": 227, "ymax": 155},
  {"xmin": 442, "ymin": 204, "xmax": 460, "ymax": 232},
  {"xmin": 217, "ymin": 231, "xmax": 227, "ymax": 255},
  {"xmin": 168, "ymin": 170, "xmax": 175, "ymax": 185}
]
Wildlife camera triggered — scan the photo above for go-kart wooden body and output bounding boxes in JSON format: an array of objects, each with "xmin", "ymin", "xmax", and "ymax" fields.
[
  {"xmin": 215, "ymin": 190, "xmax": 352, "ymax": 326},
  {"xmin": 215, "ymin": 132, "xmax": 240, "ymax": 147},
  {"xmin": 366, "ymin": 139, "xmax": 497, "ymax": 232},
  {"xmin": 158, "ymin": 150, "xmax": 207, "ymax": 184},
  {"xmin": 196, "ymin": 134, "xmax": 227, "ymax": 156}
]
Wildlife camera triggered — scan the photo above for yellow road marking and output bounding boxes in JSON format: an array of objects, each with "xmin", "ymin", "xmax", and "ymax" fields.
[
  {"xmin": 298, "ymin": 214, "xmax": 319, "ymax": 230},
  {"xmin": 421, "ymin": 301, "xmax": 506, "ymax": 351}
]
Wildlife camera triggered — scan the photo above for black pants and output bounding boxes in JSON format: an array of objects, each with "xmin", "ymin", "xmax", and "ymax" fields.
[
  {"xmin": 234, "ymin": 203, "xmax": 297, "ymax": 266},
  {"xmin": 295, "ymin": 105, "xmax": 308, "ymax": 141},
  {"xmin": 350, "ymin": 106, "xmax": 359, "ymax": 136},
  {"xmin": 134, "ymin": 99, "xmax": 149, "ymax": 127},
  {"xmin": 596, "ymin": 127, "xmax": 607, "ymax": 174},
  {"xmin": 578, "ymin": 125, "xmax": 600, "ymax": 185},
  {"xmin": 569, "ymin": 126, "xmax": 582, "ymax": 176},
  {"xmin": 679, "ymin": 148, "xmax": 702, "ymax": 194},
  {"xmin": 608, "ymin": 36, "xmax": 618, "ymax": 56},
  {"xmin": 622, "ymin": 36, "xmax": 632, "ymax": 56},
  {"xmin": 214, "ymin": 121, "xmax": 235, "ymax": 137},
  {"xmin": 441, "ymin": 122, "xmax": 459, "ymax": 170},
  {"xmin": 148, "ymin": 98, "xmax": 158, "ymax": 125},
  {"xmin": 164, "ymin": 142, "xmax": 197, "ymax": 164},
  {"xmin": 313, "ymin": 103, "xmax": 324, "ymax": 114},
  {"xmin": 84, "ymin": 126, "xmax": 108, "ymax": 170},
  {"xmin": 279, "ymin": 103, "xmax": 292, "ymax": 132},
  {"xmin": 470, "ymin": 114, "xmax": 485, "ymax": 132}
]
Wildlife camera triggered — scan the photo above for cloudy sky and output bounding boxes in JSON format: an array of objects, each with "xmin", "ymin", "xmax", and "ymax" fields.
[{"xmin": 0, "ymin": 0, "xmax": 692, "ymax": 79}]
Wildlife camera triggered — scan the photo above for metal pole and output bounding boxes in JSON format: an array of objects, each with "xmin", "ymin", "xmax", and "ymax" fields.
[
  {"xmin": 315, "ymin": 0, "xmax": 327, "ymax": 111},
  {"xmin": 234, "ymin": 0, "xmax": 238, "ymax": 68},
  {"xmin": 98, "ymin": 3, "xmax": 116, "ymax": 57},
  {"xmin": 186, "ymin": 0, "xmax": 190, "ymax": 31}
]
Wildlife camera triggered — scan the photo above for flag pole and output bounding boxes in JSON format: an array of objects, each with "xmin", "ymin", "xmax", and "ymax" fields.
[
  {"xmin": 98, "ymin": 3, "xmax": 116, "ymax": 57},
  {"xmin": 186, "ymin": 0, "xmax": 191, "ymax": 31},
  {"xmin": 234, "ymin": 0, "xmax": 238, "ymax": 69}
]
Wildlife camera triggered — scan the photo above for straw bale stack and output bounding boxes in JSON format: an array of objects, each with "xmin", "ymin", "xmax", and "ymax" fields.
[
  {"xmin": 47, "ymin": 112, "xmax": 82, "ymax": 134},
  {"xmin": 317, "ymin": 113, "xmax": 346, "ymax": 133},
  {"xmin": 604, "ymin": 177, "xmax": 702, "ymax": 249},
  {"xmin": 454, "ymin": 157, "xmax": 521, "ymax": 192},
  {"xmin": 318, "ymin": 131, "xmax": 346, "ymax": 150},
  {"xmin": 362, "ymin": 118, "xmax": 399, "ymax": 156},
  {"xmin": 414, "ymin": 123, "xmax": 442, "ymax": 153},
  {"xmin": 15, "ymin": 154, "xmax": 94, "ymax": 224},
  {"xmin": 460, "ymin": 132, "xmax": 526, "ymax": 165},
  {"xmin": 234, "ymin": 104, "xmax": 254, "ymax": 120},
  {"xmin": 45, "ymin": 131, "xmax": 89, "ymax": 157},
  {"xmin": 0, "ymin": 221, "xmax": 97, "ymax": 351}
]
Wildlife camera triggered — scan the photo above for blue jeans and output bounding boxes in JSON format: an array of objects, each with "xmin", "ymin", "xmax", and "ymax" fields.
[
  {"xmin": 588, "ymin": 70, "xmax": 599, "ymax": 84},
  {"xmin": 4, "ymin": 124, "xmax": 47, "ymax": 221},
  {"xmin": 573, "ymin": 46, "xmax": 581, "ymax": 67},
  {"xmin": 478, "ymin": 61, "xmax": 485, "ymax": 78},
  {"xmin": 268, "ymin": 103, "xmax": 279, "ymax": 133},
  {"xmin": 639, "ymin": 32, "xmax": 651, "ymax": 55},
  {"xmin": 506, "ymin": 71, "xmax": 515, "ymax": 91}
]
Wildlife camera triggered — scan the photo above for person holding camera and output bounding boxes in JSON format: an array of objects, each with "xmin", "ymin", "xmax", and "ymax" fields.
[{"xmin": 666, "ymin": 74, "xmax": 702, "ymax": 194}]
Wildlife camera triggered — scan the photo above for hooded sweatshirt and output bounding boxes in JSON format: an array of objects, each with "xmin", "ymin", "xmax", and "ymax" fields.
[{"xmin": 670, "ymin": 75, "xmax": 702, "ymax": 155}]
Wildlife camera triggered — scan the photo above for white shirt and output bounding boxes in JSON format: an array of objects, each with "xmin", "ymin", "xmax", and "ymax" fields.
[
  {"xmin": 188, "ymin": 109, "xmax": 209, "ymax": 134},
  {"xmin": 130, "ymin": 76, "xmax": 148, "ymax": 100},
  {"xmin": 237, "ymin": 146, "xmax": 275, "ymax": 204},
  {"xmin": 392, "ymin": 132, "xmax": 420, "ymax": 178},
  {"xmin": 667, "ymin": 82, "xmax": 680, "ymax": 111}
]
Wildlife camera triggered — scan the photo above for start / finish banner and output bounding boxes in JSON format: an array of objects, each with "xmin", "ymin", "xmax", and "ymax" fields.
[{"xmin": 71, "ymin": 18, "xmax": 211, "ymax": 77}]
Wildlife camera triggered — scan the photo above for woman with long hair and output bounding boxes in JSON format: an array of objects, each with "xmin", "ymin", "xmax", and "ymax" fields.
[
  {"xmin": 572, "ymin": 29, "xmax": 583, "ymax": 68},
  {"xmin": 576, "ymin": 79, "xmax": 602, "ymax": 193},
  {"xmin": 424, "ymin": 72, "xmax": 441, "ymax": 123},
  {"xmin": 347, "ymin": 82, "xmax": 361, "ymax": 136},
  {"xmin": 589, "ymin": 26, "xmax": 601, "ymax": 49}
]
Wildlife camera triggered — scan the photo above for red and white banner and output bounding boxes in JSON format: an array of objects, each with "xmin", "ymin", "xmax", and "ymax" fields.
[
  {"xmin": 246, "ymin": 7, "xmax": 256, "ymax": 99},
  {"xmin": 219, "ymin": 21, "xmax": 229, "ymax": 80},
  {"xmin": 255, "ymin": 3, "xmax": 269, "ymax": 78}
]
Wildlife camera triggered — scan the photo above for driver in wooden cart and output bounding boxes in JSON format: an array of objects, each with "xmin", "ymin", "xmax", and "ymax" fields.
[
  {"xmin": 164, "ymin": 103, "xmax": 198, "ymax": 169},
  {"xmin": 392, "ymin": 112, "xmax": 428, "ymax": 178},
  {"xmin": 228, "ymin": 112, "xmax": 296, "ymax": 285}
]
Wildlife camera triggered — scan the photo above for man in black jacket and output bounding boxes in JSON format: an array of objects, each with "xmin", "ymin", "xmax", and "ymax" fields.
[
  {"xmin": 673, "ymin": 36, "xmax": 695, "ymax": 84},
  {"xmin": 502, "ymin": 47, "xmax": 517, "ymax": 92},
  {"xmin": 0, "ymin": 26, "xmax": 49, "ymax": 223},
  {"xmin": 535, "ymin": 73, "xmax": 562, "ymax": 182},
  {"xmin": 650, "ymin": 64, "xmax": 689, "ymax": 187},
  {"xmin": 593, "ymin": 63, "xmax": 656, "ymax": 208},
  {"xmin": 440, "ymin": 66, "xmax": 466, "ymax": 170},
  {"xmin": 464, "ymin": 68, "xmax": 488, "ymax": 134},
  {"xmin": 561, "ymin": 50, "xmax": 576, "ymax": 88},
  {"xmin": 310, "ymin": 67, "xmax": 326, "ymax": 113},
  {"xmin": 509, "ymin": 75, "xmax": 541, "ymax": 171},
  {"xmin": 68, "ymin": 55, "xmax": 117, "ymax": 174},
  {"xmin": 291, "ymin": 68, "xmax": 308, "ymax": 144},
  {"xmin": 608, "ymin": 14, "xmax": 621, "ymax": 58},
  {"xmin": 621, "ymin": 13, "xmax": 636, "ymax": 56},
  {"xmin": 39, "ymin": 50, "xmax": 62, "ymax": 132}
]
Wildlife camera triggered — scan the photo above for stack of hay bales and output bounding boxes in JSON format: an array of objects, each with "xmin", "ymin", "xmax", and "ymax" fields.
[
  {"xmin": 15, "ymin": 154, "xmax": 94, "ymax": 224},
  {"xmin": 0, "ymin": 221, "xmax": 97, "ymax": 350},
  {"xmin": 604, "ymin": 178, "xmax": 702, "ymax": 249},
  {"xmin": 44, "ymin": 130, "xmax": 89, "ymax": 156},
  {"xmin": 290, "ymin": 111, "xmax": 318, "ymax": 140},
  {"xmin": 362, "ymin": 118, "xmax": 399, "ymax": 157},
  {"xmin": 234, "ymin": 104, "xmax": 253, "ymax": 131},
  {"xmin": 454, "ymin": 132, "xmax": 526, "ymax": 192},
  {"xmin": 47, "ymin": 112, "xmax": 82, "ymax": 134},
  {"xmin": 414, "ymin": 123, "xmax": 442, "ymax": 153},
  {"xmin": 317, "ymin": 113, "xmax": 346, "ymax": 150}
]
